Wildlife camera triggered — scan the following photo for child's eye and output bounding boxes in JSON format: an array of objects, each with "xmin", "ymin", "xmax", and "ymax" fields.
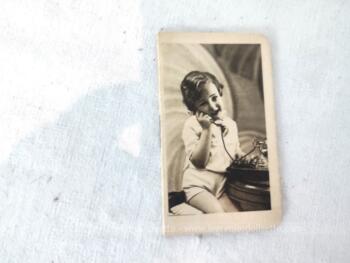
[{"xmin": 212, "ymin": 96, "xmax": 217, "ymax": 102}]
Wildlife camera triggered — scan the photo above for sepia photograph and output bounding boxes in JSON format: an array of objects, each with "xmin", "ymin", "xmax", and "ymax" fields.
[{"xmin": 158, "ymin": 32, "xmax": 282, "ymax": 235}]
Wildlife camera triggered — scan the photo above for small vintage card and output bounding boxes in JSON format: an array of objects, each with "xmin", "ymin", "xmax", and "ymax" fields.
[{"xmin": 157, "ymin": 32, "xmax": 282, "ymax": 235}]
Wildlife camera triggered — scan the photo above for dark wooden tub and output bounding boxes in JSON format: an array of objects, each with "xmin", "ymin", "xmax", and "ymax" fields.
[{"xmin": 225, "ymin": 167, "xmax": 271, "ymax": 211}]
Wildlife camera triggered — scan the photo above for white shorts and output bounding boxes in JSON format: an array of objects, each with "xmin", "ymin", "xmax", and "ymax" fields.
[{"xmin": 182, "ymin": 168, "xmax": 227, "ymax": 202}]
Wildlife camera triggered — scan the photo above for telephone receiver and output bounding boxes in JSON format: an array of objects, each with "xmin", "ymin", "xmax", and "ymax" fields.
[{"xmin": 197, "ymin": 110, "xmax": 225, "ymax": 133}]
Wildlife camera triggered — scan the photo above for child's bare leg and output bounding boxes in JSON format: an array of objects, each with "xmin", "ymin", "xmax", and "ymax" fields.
[
  {"xmin": 218, "ymin": 193, "xmax": 240, "ymax": 212},
  {"xmin": 188, "ymin": 190, "xmax": 225, "ymax": 213}
]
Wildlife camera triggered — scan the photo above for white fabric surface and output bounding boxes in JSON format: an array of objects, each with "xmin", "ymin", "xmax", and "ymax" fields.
[{"xmin": 0, "ymin": 0, "xmax": 349, "ymax": 262}]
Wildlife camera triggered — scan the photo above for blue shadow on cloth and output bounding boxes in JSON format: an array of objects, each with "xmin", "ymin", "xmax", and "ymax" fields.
[{"xmin": 0, "ymin": 85, "xmax": 172, "ymax": 260}]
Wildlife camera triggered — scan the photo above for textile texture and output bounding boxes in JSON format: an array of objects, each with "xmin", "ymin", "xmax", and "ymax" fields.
[{"xmin": 0, "ymin": 0, "xmax": 349, "ymax": 262}]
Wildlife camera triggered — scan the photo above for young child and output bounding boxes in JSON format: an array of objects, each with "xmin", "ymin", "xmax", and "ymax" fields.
[{"xmin": 180, "ymin": 71, "xmax": 243, "ymax": 213}]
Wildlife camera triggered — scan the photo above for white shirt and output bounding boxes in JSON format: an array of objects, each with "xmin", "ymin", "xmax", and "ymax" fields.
[{"xmin": 182, "ymin": 115, "xmax": 243, "ymax": 173}]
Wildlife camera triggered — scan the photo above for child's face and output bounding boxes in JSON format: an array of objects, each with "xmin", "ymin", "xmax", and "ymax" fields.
[{"xmin": 194, "ymin": 81, "xmax": 224, "ymax": 120}]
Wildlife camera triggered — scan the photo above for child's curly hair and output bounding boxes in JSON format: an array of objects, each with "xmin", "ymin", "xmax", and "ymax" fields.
[{"xmin": 180, "ymin": 71, "xmax": 224, "ymax": 113}]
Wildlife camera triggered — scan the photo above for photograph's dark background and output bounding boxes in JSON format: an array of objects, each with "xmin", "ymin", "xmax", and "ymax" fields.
[{"xmin": 161, "ymin": 44, "xmax": 266, "ymax": 192}]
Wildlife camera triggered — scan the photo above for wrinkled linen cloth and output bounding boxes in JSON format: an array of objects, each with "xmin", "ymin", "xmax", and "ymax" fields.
[{"xmin": 0, "ymin": 1, "xmax": 349, "ymax": 262}]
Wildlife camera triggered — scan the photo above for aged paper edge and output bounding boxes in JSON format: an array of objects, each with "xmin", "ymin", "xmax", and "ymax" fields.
[{"xmin": 157, "ymin": 32, "xmax": 282, "ymax": 236}]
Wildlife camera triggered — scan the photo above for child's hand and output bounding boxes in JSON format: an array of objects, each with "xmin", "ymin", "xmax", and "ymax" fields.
[
  {"xmin": 196, "ymin": 111, "xmax": 212, "ymax": 129},
  {"xmin": 213, "ymin": 119, "xmax": 228, "ymax": 136}
]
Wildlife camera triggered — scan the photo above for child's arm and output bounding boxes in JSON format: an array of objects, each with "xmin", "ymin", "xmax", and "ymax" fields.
[{"xmin": 189, "ymin": 112, "xmax": 213, "ymax": 169}]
